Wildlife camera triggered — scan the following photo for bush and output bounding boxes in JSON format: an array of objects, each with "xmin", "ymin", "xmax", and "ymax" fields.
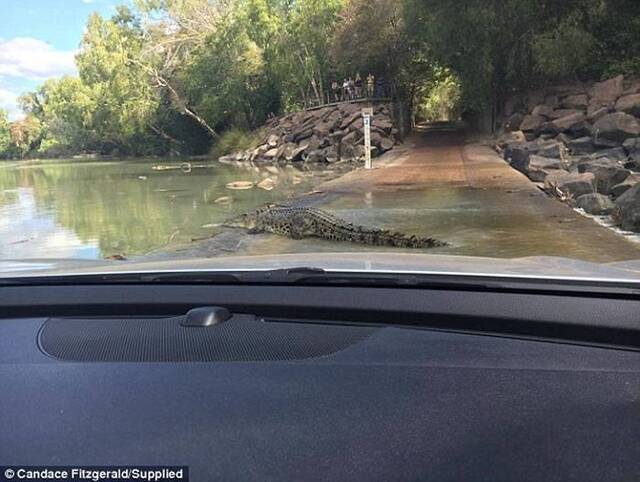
[
  {"xmin": 532, "ymin": 15, "xmax": 596, "ymax": 80},
  {"xmin": 209, "ymin": 128, "xmax": 257, "ymax": 159}
]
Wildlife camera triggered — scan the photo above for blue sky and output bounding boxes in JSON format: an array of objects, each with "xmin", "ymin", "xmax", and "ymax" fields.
[{"xmin": 0, "ymin": 0, "xmax": 127, "ymax": 119}]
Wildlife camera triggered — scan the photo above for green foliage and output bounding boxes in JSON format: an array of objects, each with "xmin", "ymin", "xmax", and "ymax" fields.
[
  {"xmin": 331, "ymin": 0, "xmax": 406, "ymax": 88},
  {"xmin": 210, "ymin": 127, "xmax": 257, "ymax": 158},
  {"xmin": 273, "ymin": 0, "xmax": 343, "ymax": 108},
  {"xmin": 0, "ymin": 110, "xmax": 11, "ymax": 157},
  {"xmin": 532, "ymin": 14, "xmax": 596, "ymax": 79},
  {"xmin": 0, "ymin": 0, "xmax": 639, "ymax": 159},
  {"xmin": 415, "ymin": 69, "xmax": 462, "ymax": 122},
  {"xmin": 75, "ymin": 7, "xmax": 161, "ymax": 153}
]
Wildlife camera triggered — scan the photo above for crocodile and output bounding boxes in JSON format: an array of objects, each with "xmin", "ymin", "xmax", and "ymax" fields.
[{"xmin": 224, "ymin": 204, "xmax": 448, "ymax": 249}]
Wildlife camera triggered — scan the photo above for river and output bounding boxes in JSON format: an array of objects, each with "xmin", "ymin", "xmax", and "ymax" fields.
[{"xmin": 0, "ymin": 158, "xmax": 324, "ymax": 259}]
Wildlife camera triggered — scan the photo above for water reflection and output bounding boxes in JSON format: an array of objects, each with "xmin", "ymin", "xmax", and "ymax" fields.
[{"xmin": 0, "ymin": 159, "xmax": 316, "ymax": 259}]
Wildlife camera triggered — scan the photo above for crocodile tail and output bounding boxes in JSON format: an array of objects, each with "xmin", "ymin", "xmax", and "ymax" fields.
[
  {"xmin": 386, "ymin": 233, "xmax": 449, "ymax": 249},
  {"xmin": 352, "ymin": 227, "xmax": 448, "ymax": 249}
]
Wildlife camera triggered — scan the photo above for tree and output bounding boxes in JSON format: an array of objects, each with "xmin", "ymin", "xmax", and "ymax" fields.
[
  {"xmin": 75, "ymin": 6, "xmax": 161, "ymax": 153},
  {"xmin": 331, "ymin": 0, "xmax": 406, "ymax": 92},
  {"xmin": 0, "ymin": 109, "xmax": 11, "ymax": 158},
  {"xmin": 274, "ymin": 0, "xmax": 343, "ymax": 108},
  {"xmin": 8, "ymin": 116, "xmax": 43, "ymax": 158}
]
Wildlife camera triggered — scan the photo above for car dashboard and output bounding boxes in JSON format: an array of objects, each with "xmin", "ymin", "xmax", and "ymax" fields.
[{"xmin": 1, "ymin": 283, "xmax": 639, "ymax": 481}]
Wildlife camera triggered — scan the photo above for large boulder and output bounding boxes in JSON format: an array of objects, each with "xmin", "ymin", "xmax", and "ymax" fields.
[
  {"xmin": 504, "ymin": 112, "xmax": 525, "ymax": 131},
  {"xmin": 535, "ymin": 140, "xmax": 567, "ymax": 159},
  {"xmin": 509, "ymin": 138, "xmax": 566, "ymax": 160},
  {"xmin": 552, "ymin": 112, "xmax": 587, "ymax": 132},
  {"xmin": 496, "ymin": 130, "xmax": 527, "ymax": 149},
  {"xmin": 582, "ymin": 163, "xmax": 631, "ymax": 195},
  {"xmin": 623, "ymin": 138, "xmax": 640, "ymax": 168},
  {"xmin": 550, "ymin": 109, "xmax": 583, "ymax": 120},
  {"xmin": 526, "ymin": 155, "xmax": 562, "ymax": 182},
  {"xmin": 324, "ymin": 145, "xmax": 340, "ymax": 163},
  {"xmin": 266, "ymin": 134, "xmax": 279, "ymax": 147},
  {"xmin": 575, "ymin": 193, "xmax": 615, "ymax": 215},
  {"xmin": 613, "ymin": 183, "xmax": 640, "ymax": 232},
  {"xmin": 567, "ymin": 136, "xmax": 595, "ymax": 155},
  {"xmin": 567, "ymin": 121, "xmax": 593, "ymax": 138},
  {"xmin": 589, "ymin": 147, "xmax": 629, "ymax": 162},
  {"xmin": 587, "ymin": 106, "xmax": 611, "ymax": 123},
  {"xmin": 615, "ymin": 93, "xmax": 640, "ymax": 117},
  {"xmin": 562, "ymin": 94, "xmax": 589, "ymax": 110},
  {"xmin": 503, "ymin": 143, "xmax": 531, "ymax": 173},
  {"xmin": 520, "ymin": 114, "xmax": 546, "ymax": 133},
  {"xmin": 611, "ymin": 174, "xmax": 640, "ymax": 200},
  {"xmin": 623, "ymin": 137, "xmax": 640, "ymax": 155},
  {"xmin": 536, "ymin": 122, "xmax": 559, "ymax": 137},
  {"xmin": 305, "ymin": 149, "xmax": 327, "ymax": 163},
  {"xmin": 593, "ymin": 112, "xmax": 640, "ymax": 147},
  {"xmin": 589, "ymin": 75, "xmax": 625, "ymax": 107},
  {"xmin": 283, "ymin": 143, "xmax": 308, "ymax": 162},
  {"xmin": 544, "ymin": 171, "xmax": 595, "ymax": 199},
  {"xmin": 625, "ymin": 81, "xmax": 640, "ymax": 96},
  {"xmin": 532, "ymin": 105, "xmax": 554, "ymax": 118}
]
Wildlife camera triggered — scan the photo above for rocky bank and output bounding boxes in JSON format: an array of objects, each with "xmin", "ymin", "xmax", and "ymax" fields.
[
  {"xmin": 219, "ymin": 101, "xmax": 398, "ymax": 166},
  {"xmin": 496, "ymin": 75, "xmax": 640, "ymax": 233}
]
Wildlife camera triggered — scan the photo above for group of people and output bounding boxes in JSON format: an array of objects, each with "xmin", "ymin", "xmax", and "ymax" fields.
[{"xmin": 330, "ymin": 73, "xmax": 384, "ymax": 103}]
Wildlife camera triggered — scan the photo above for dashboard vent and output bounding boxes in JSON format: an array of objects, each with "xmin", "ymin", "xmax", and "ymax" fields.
[{"xmin": 38, "ymin": 315, "xmax": 376, "ymax": 362}]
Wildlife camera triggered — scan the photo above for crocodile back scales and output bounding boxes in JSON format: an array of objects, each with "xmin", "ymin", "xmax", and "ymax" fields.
[{"xmin": 252, "ymin": 205, "xmax": 447, "ymax": 249}]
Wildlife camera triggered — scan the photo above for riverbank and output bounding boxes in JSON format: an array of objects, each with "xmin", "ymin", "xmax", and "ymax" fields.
[{"xmin": 147, "ymin": 126, "xmax": 640, "ymax": 263}]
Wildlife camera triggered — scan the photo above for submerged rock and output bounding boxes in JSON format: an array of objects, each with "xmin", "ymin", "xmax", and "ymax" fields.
[
  {"xmin": 226, "ymin": 181, "xmax": 255, "ymax": 190},
  {"xmin": 257, "ymin": 178, "xmax": 277, "ymax": 191}
]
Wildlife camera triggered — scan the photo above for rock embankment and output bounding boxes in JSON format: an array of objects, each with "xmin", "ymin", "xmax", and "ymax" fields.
[
  {"xmin": 220, "ymin": 102, "xmax": 397, "ymax": 165},
  {"xmin": 496, "ymin": 75, "xmax": 640, "ymax": 232}
]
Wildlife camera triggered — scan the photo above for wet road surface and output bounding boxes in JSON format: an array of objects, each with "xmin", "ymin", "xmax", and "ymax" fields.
[{"xmin": 166, "ymin": 127, "xmax": 640, "ymax": 263}]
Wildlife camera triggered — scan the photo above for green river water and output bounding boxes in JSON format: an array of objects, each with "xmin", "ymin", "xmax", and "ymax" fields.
[{"xmin": 0, "ymin": 158, "xmax": 321, "ymax": 259}]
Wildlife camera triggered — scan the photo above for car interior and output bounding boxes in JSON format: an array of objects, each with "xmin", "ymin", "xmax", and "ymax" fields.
[{"xmin": 1, "ymin": 276, "xmax": 639, "ymax": 481}]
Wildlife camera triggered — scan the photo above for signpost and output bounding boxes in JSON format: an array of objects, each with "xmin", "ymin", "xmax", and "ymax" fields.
[{"xmin": 362, "ymin": 107, "xmax": 373, "ymax": 169}]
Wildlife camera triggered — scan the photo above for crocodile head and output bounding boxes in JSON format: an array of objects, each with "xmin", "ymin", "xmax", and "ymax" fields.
[{"xmin": 223, "ymin": 212, "xmax": 258, "ymax": 229}]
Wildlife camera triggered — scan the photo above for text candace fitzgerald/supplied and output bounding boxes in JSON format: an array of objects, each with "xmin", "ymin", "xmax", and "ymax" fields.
[{"xmin": 0, "ymin": 467, "xmax": 188, "ymax": 482}]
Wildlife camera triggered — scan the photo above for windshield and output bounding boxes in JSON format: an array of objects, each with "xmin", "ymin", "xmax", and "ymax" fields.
[{"xmin": 1, "ymin": 0, "xmax": 640, "ymax": 280}]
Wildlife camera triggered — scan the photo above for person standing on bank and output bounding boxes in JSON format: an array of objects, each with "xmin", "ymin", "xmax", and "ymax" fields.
[
  {"xmin": 367, "ymin": 73, "xmax": 375, "ymax": 98},
  {"xmin": 342, "ymin": 78, "xmax": 349, "ymax": 101},
  {"xmin": 331, "ymin": 80, "xmax": 340, "ymax": 102},
  {"xmin": 355, "ymin": 73, "xmax": 363, "ymax": 98}
]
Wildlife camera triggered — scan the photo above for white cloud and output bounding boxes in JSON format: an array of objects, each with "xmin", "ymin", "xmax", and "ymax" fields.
[
  {"xmin": 0, "ymin": 37, "xmax": 76, "ymax": 80},
  {"xmin": 81, "ymin": 0, "xmax": 96, "ymax": 3}
]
